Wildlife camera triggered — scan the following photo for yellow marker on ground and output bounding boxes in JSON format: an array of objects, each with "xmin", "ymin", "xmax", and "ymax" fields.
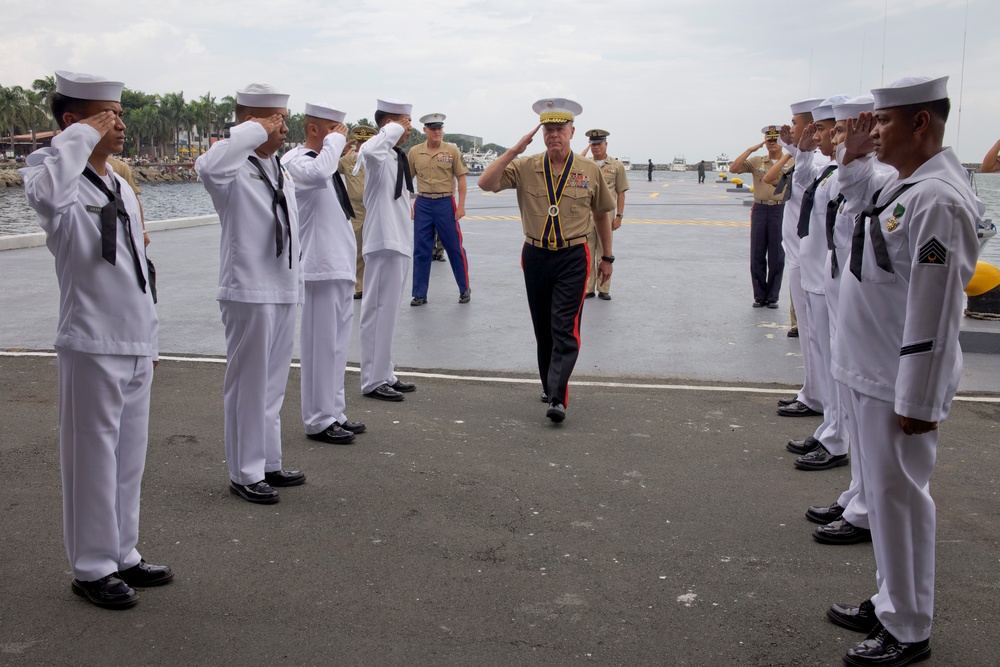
[{"xmin": 649, "ymin": 192, "xmax": 659, "ymax": 198}]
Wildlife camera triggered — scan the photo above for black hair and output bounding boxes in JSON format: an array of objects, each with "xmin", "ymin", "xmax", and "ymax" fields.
[{"xmin": 51, "ymin": 92, "xmax": 89, "ymax": 130}]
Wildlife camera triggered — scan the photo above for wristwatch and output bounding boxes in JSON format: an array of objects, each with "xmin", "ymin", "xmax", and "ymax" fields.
[
  {"xmin": 601, "ymin": 255, "xmax": 615, "ymax": 264},
  {"xmin": 614, "ymin": 213, "xmax": 623, "ymax": 218}
]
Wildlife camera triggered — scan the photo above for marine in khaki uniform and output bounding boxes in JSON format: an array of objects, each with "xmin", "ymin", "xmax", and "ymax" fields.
[
  {"xmin": 338, "ymin": 124, "xmax": 376, "ymax": 298},
  {"xmin": 580, "ymin": 129, "xmax": 628, "ymax": 299},
  {"xmin": 407, "ymin": 112, "xmax": 471, "ymax": 305},
  {"xmin": 478, "ymin": 98, "xmax": 616, "ymax": 423}
]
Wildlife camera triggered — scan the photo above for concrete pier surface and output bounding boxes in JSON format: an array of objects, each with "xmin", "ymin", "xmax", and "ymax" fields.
[{"xmin": 1, "ymin": 177, "xmax": 998, "ymax": 665}]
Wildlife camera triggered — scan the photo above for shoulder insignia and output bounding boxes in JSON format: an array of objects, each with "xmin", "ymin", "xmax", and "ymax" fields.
[{"xmin": 917, "ymin": 237, "xmax": 947, "ymax": 266}]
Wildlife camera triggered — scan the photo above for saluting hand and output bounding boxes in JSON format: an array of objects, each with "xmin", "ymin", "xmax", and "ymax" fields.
[
  {"xmin": 248, "ymin": 114, "xmax": 285, "ymax": 135},
  {"xmin": 80, "ymin": 110, "xmax": 118, "ymax": 138},
  {"xmin": 750, "ymin": 141, "xmax": 766, "ymax": 152},
  {"xmin": 779, "ymin": 124, "xmax": 793, "ymax": 145},
  {"xmin": 512, "ymin": 125, "xmax": 542, "ymax": 156},
  {"xmin": 844, "ymin": 112, "xmax": 876, "ymax": 158},
  {"xmin": 797, "ymin": 123, "xmax": 819, "ymax": 152},
  {"xmin": 898, "ymin": 415, "xmax": 938, "ymax": 436},
  {"xmin": 331, "ymin": 123, "xmax": 348, "ymax": 138}
]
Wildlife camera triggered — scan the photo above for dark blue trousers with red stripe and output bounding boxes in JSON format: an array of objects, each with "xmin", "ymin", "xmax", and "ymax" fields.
[
  {"xmin": 412, "ymin": 195, "xmax": 470, "ymax": 298},
  {"xmin": 521, "ymin": 242, "xmax": 590, "ymax": 406}
]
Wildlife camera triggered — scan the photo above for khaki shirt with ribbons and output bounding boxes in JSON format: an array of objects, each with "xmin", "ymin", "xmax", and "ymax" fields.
[
  {"xmin": 596, "ymin": 155, "xmax": 630, "ymax": 194},
  {"xmin": 407, "ymin": 141, "xmax": 469, "ymax": 195},
  {"xmin": 738, "ymin": 154, "xmax": 792, "ymax": 204},
  {"xmin": 498, "ymin": 152, "xmax": 616, "ymax": 244}
]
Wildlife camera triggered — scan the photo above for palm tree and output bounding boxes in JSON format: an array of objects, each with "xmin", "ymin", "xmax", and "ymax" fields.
[
  {"xmin": 0, "ymin": 85, "xmax": 24, "ymax": 156},
  {"xmin": 159, "ymin": 91, "xmax": 187, "ymax": 158},
  {"xmin": 31, "ymin": 76, "xmax": 57, "ymax": 131},
  {"xmin": 21, "ymin": 89, "xmax": 51, "ymax": 150}
]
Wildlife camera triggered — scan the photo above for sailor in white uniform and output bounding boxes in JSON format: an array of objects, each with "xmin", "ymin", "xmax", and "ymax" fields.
[
  {"xmin": 825, "ymin": 76, "xmax": 983, "ymax": 667},
  {"xmin": 195, "ymin": 84, "xmax": 305, "ymax": 504},
  {"xmin": 283, "ymin": 103, "xmax": 366, "ymax": 445},
  {"xmin": 353, "ymin": 99, "xmax": 417, "ymax": 401},
  {"xmin": 786, "ymin": 94, "xmax": 851, "ymax": 471},
  {"xmin": 21, "ymin": 70, "xmax": 172, "ymax": 609}
]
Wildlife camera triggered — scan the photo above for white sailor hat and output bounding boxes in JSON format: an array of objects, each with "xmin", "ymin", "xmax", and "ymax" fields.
[
  {"xmin": 54, "ymin": 70, "xmax": 124, "ymax": 102},
  {"xmin": 833, "ymin": 95, "xmax": 875, "ymax": 122},
  {"xmin": 377, "ymin": 98, "xmax": 413, "ymax": 115},
  {"xmin": 304, "ymin": 102, "xmax": 346, "ymax": 124},
  {"xmin": 760, "ymin": 125, "xmax": 781, "ymax": 139},
  {"xmin": 236, "ymin": 83, "xmax": 289, "ymax": 108},
  {"xmin": 585, "ymin": 128, "xmax": 610, "ymax": 143},
  {"xmin": 811, "ymin": 95, "xmax": 852, "ymax": 122},
  {"xmin": 789, "ymin": 97, "xmax": 824, "ymax": 115},
  {"xmin": 872, "ymin": 76, "xmax": 949, "ymax": 110},
  {"xmin": 420, "ymin": 113, "xmax": 446, "ymax": 128},
  {"xmin": 532, "ymin": 98, "xmax": 583, "ymax": 124}
]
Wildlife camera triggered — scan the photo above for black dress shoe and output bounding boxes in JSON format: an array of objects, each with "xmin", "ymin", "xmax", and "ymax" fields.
[
  {"xmin": 230, "ymin": 480, "xmax": 280, "ymax": 504},
  {"xmin": 777, "ymin": 400, "xmax": 822, "ymax": 417},
  {"xmin": 118, "ymin": 560, "xmax": 174, "ymax": 587},
  {"xmin": 353, "ymin": 291, "xmax": 362, "ymax": 300},
  {"xmin": 585, "ymin": 292, "xmax": 596, "ymax": 299},
  {"xmin": 459, "ymin": 289, "xmax": 471, "ymax": 304},
  {"xmin": 364, "ymin": 383, "xmax": 404, "ymax": 401},
  {"xmin": 752, "ymin": 299, "xmax": 766, "ymax": 308},
  {"xmin": 340, "ymin": 419, "xmax": 366, "ymax": 434},
  {"xmin": 766, "ymin": 301, "xmax": 778, "ymax": 309},
  {"xmin": 805, "ymin": 501, "xmax": 844, "ymax": 524},
  {"xmin": 787, "ymin": 435, "xmax": 822, "ymax": 455},
  {"xmin": 795, "ymin": 445, "xmax": 848, "ymax": 470},
  {"xmin": 540, "ymin": 390, "xmax": 549, "ymax": 403},
  {"xmin": 777, "ymin": 395, "xmax": 799, "ymax": 407},
  {"xmin": 843, "ymin": 622, "xmax": 930, "ymax": 666},
  {"xmin": 433, "ymin": 253, "xmax": 446, "ymax": 262},
  {"xmin": 598, "ymin": 292, "xmax": 611, "ymax": 300},
  {"xmin": 72, "ymin": 574, "xmax": 139, "ymax": 609},
  {"xmin": 828, "ymin": 598, "xmax": 879, "ymax": 633},
  {"xmin": 306, "ymin": 424, "xmax": 356, "ymax": 445},
  {"xmin": 264, "ymin": 469, "xmax": 306, "ymax": 487},
  {"xmin": 814, "ymin": 518, "xmax": 872, "ymax": 545},
  {"xmin": 546, "ymin": 402, "xmax": 566, "ymax": 423},
  {"xmin": 391, "ymin": 380, "xmax": 416, "ymax": 393},
  {"xmin": 410, "ymin": 297, "xmax": 427, "ymax": 306},
  {"xmin": 787, "ymin": 326, "xmax": 799, "ymax": 338}
]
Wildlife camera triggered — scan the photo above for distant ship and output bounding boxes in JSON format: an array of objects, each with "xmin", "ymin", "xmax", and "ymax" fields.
[
  {"xmin": 714, "ymin": 154, "xmax": 731, "ymax": 172},
  {"xmin": 670, "ymin": 155, "xmax": 687, "ymax": 172},
  {"xmin": 463, "ymin": 149, "xmax": 497, "ymax": 174},
  {"xmin": 619, "ymin": 156, "xmax": 631, "ymax": 170}
]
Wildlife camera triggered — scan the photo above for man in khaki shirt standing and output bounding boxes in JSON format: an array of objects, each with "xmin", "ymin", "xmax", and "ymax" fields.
[
  {"xmin": 478, "ymin": 98, "xmax": 615, "ymax": 423},
  {"xmin": 408, "ymin": 112, "xmax": 471, "ymax": 306},
  {"xmin": 338, "ymin": 124, "xmax": 376, "ymax": 299},
  {"xmin": 731, "ymin": 125, "xmax": 791, "ymax": 308},
  {"xmin": 580, "ymin": 129, "xmax": 628, "ymax": 300}
]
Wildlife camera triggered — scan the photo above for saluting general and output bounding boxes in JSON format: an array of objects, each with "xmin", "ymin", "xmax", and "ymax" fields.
[{"xmin": 478, "ymin": 98, "xmax": 615, "ymax": 423}]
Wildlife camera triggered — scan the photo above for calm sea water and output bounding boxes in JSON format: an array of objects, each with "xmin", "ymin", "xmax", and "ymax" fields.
[{"xmin": 3, "ymin": 171, "xmax": 1000, "ymax": 264}]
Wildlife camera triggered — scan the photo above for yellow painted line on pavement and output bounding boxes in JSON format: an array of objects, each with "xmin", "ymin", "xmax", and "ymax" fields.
[{"xmin": 649, "ymin": 192, "xmax": 659, "ymax": 198}]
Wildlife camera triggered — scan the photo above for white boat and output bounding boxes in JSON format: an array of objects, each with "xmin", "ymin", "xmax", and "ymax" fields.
[
  {"xmin": 714, "ymin": 154, "xmax": 731, "ymax": 172},
  {"xmin": 670, "ymin": 155, "xmax": 687, "ymax": 172},
  {"xmin": 619, "ymin": 156, "xmax": 631, "ymax": 170},
  {"xmin": 463, "ymin": 149, "xmax": 497, "ymax": 174}
]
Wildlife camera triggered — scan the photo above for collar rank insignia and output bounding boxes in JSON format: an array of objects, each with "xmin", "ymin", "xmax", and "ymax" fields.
[
  {"xmin": 886, "ymin": 217, "xmax": 899, "ymax": 232},
  {"xmin": 917, "ymin": 237, "xmax": 947, "ymax": 266}
]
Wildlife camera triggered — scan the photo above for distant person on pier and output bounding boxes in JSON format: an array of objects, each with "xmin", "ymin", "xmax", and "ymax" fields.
[
  {"xmin": 697, "ymin": 160, "xmax": 706, "ymax": 183},
  {"xmin": 981, "ymin": 138, "xmax": 1000, "ymax": 173},
  {"xmin": 730, "ymin": 125, "xmax": 790, "ymax": 309},
  {"xmin": 647, "ymin": 158, "xmax": 653, "ymax": 181},
  {"xmin": 580, "ymin": 128, "xmax": 629, "ymax": 300},
  {"xmin": 21, "ymin": 70, "xmax": 171, "ymax": 609}
]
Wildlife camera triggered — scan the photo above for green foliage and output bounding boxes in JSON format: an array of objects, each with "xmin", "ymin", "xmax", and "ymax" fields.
[{"xmin": 482, "ymin": 143, "xmax": 508, "ymax": 154}]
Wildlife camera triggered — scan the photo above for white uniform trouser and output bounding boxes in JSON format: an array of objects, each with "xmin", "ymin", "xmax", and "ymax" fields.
[
  {"xmin": 57, "ymin": 349, "xmax": 152, "ymax": 581},
  {"xmin": 219, "ymin": 301, "xmax": 295, "ymax": 485},
  {"xmin": 360, "ymin": 250, "xmax": 408, "ymax": 394},
  {"xmin": 301, "ymin": 279, "xmax": 354, "ymax": 434},
  {"xmin": 788, "ymin": 266, "xmax": 824, "ymax": 411},
  {"xmin": 847, "ymin": 388, "xmax": 938, "ymax": 643},
  {"xmin": 803, "ymin": 290, "xmax": 846, "ymax": 455},
  {"xmin": 836, "ymin": 379, "xmax": 868, "ymax": 528}
]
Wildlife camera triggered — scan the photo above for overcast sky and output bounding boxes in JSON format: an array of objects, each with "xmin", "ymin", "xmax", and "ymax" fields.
[{"xmin": 4, "ymin": 0, "xmax": 998, "ymax": 164}]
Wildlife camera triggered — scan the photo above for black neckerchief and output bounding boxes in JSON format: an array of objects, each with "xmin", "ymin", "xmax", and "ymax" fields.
[
  {"xmin": 247, "ymin": 155, "xmax": 293, "ymax": 269},
  {"xmin": 849, "ymin": 182, "xmax": 918, "ymax": 282},
  {"xmin": 304, "ymin": 150, "xmax": 355, "ymax": 219},
  {"xmin": 797, "ymin": 164, "xmax": 837, "ymax": 238},
  {"xmin": 826, "ymin": 193, "xmax": 846, "ymax": 278},
  {"xmin": 774, "ymin": 165, "xmax": 794, "ymax": 201},
  {"xmin": 81, "ymin": 167, "xmax": 147, "ymax": 294},
  {"xmin": 392, "ymin": 147, "xmax": 414, "ymax": 200}
]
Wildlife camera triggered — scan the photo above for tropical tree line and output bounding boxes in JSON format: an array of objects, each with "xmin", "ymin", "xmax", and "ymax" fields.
[{"xmin": 2, "ymin": 78, "xmax": 507, "ymax": 160}]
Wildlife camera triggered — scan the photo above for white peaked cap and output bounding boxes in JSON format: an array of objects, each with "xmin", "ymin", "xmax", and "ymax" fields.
[
  {"xmin": 377, "ymin": 98, "xmax": 412, "ymax": 115},
  {"xmin": 811, "ymin": 94, "xmax": 852, "ymax": 122},
  {"xmin": 790, "ymin": 98, "xmax": 824, "ymax": 115},
  {"xmin": 532, "ymin": 98, "xmax": 583, "ymax": 123},
  {"xmin": 872, "ymin": 76, "xmax": 949, "ymax": 110},
  {"xmin": 55, "ymin": 70, "xmax": 123, "ymax": 102},
  {"xmin": 833, "ymin": 95, "xmax": 875, "ymax": 122},
  {"xmin": 236, "ymin": 83, "xmax": 289, "ymax": 108},
  {"xmin": 304, "ymin": 103, "xmax": 346, "ymax": 123}
]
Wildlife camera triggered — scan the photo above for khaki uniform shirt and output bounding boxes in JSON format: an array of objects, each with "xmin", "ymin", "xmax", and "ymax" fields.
[
  {"xmin": 108, "ymin": 156, "xmax": 142, "ymax": 196},
  {"xmin": 738, "ymin": 154, "xmax": 791, "ymax": 203},
  {"xmin": 338, "ymin": 150, "xmax": 367, "ymax": 222},
  {"xmin": 595, "ymin": 155, "xmax": 630, "ymax": 195},
  {"xmin": 407, "ymin": 141, "xmax": 469, "ymax": 194},
  {"xmin": 498, "ymin": 152, "xmax": 616, "ymax": 245}
]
